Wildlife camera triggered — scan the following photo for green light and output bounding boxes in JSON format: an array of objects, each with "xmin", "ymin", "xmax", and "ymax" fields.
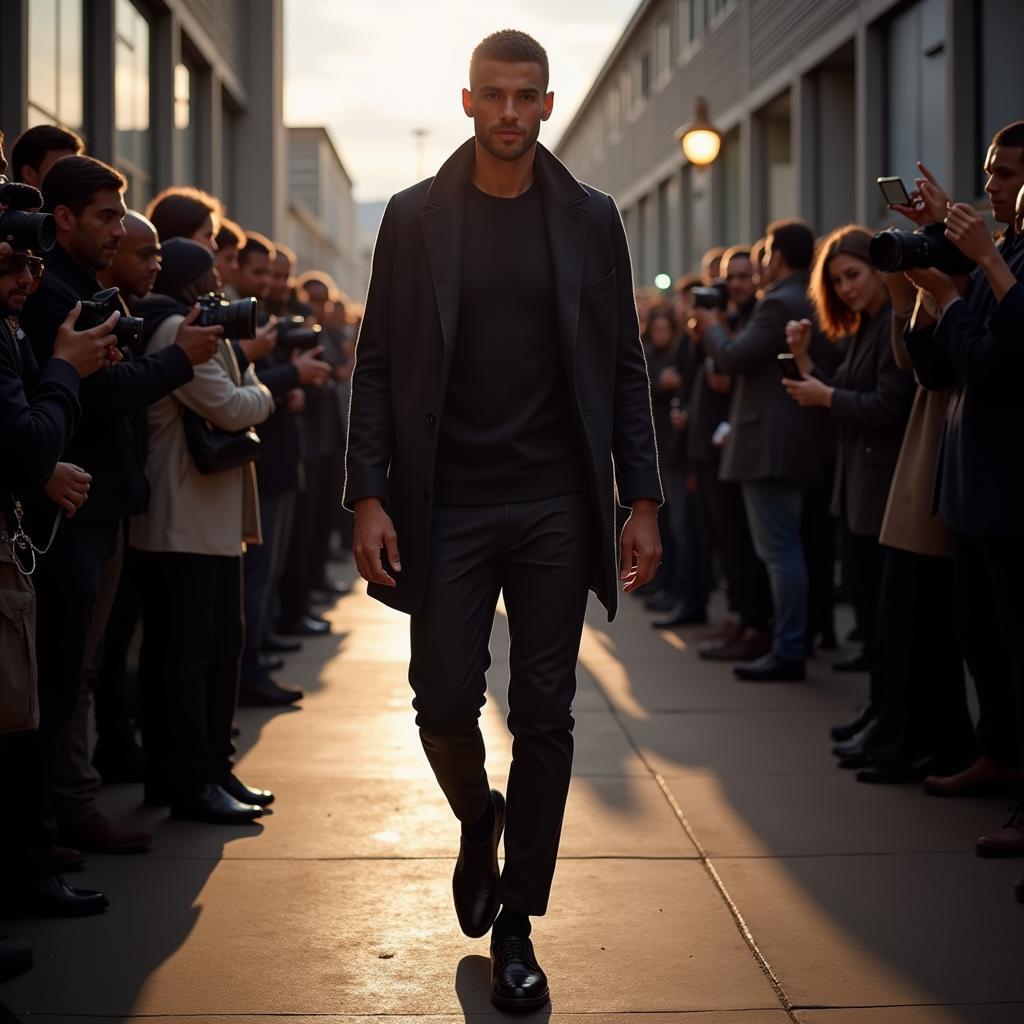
[{"xmin": 654, "ymin": 273, "xmax": 672, "ymax": 290}]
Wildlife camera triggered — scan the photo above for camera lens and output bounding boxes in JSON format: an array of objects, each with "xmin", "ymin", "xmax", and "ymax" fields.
[
  {"xmin": 0, "ymin": 209, "xmax": 57, "ymax": 253},
  {"xmin": 277, "ymin": 316, "xmax": 321, "ymax": 352},
  {"xmin": 114, "ymin": 314, "xmax": 144, "ymax": 349},
  {"xmin": 197, "ymin": 294, "xmax": 257, "ymax": 339}
]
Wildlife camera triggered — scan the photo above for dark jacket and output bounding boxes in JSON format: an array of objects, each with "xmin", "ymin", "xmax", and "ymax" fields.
[
  {"xmin": 344, "ymin": 139, "xmax": 661, "ymax": 620},
  {"xmin": 19, "ymin": 244, "xmax": 194, "ymax": 523},
  {"xmin": 905, "ymin": 236, "xmax": 1024, "ymax": 536},
  {"xmin": 816, "ymin": 302, "xmax": 915, "ymax": 535},
  {"xmin": 702, "ymin": 272, "xmax": 834, "ymax": 483}
]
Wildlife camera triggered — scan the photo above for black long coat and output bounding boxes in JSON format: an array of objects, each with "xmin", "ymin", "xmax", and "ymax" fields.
[{"xmin": 343, "ymin": 139, "xmax": 661, "ymax": 620}]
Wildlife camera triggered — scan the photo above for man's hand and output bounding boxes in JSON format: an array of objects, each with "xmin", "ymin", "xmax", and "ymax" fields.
[
  {"xmin": 353, "ymin": 497, "xmax": 401, "ymax": 587},
  {"xmin": 52, "ymin": 302, "xmax": 124, "ymax": 378},
  {"xmin": 669, "ymin": 405, "xmax": 688, "ymax": 431},
  {"xmin": 782, "ymin": 374, "xmax": 833, "ymax": 408},
  {"xmin": 44, "ymin": 462, "xmax": 91, "ymax": 517},
  {"xmin": 944, "ymin": 203, "xmax": 999, "ymax": 264},
  {"xmin": 285, "ymin": 387, "xmax": 305, "ymax": 413},
  {"xmin": 891, "ymin": 162, "xmax": 949, "ymax": 224},
  {"xmin": 240, "ymin": 316, "xmax": 278, "ymax": 362},
  {"xmin": 619, "ymin": 498, "xmax": 662, "ymax": 594},
  {"xmin": 658, "ymin": 365, "xmax": 683, "ymax": 392},
  {"xmin": 706, "ymin": 370, "xmax": 732, "ymax": 395},
  {"xmin": 693, "ymin": 306, "xmax": 723, "ymax": 333},
  {"xmin": 904, "ymin": 267, "xmax": 960, "ymax": 308},
  {"xmin": 293, "ymin": 345, "xmax": 331, "ymax": 386},
  {"xmin": 174, "ymin": 305, "xmax": 223, "ymax": 365}
]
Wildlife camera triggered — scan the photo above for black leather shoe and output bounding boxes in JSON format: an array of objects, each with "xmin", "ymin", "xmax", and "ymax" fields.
[
  {"xmin": 259, "ymin": 653, "xmax": 285, "ymax": 673},
  {"xmin": 220, "ymin": 772, "xmax": 275, "ymax": 807},
  {"xmin": 831, "ymin": 703, "xmax": 877, "ymax": 742},
  {"xmin": 856, "ymin": 757, "xmax": 934, "ymax": 784},
  {"xmin": 832, "ymin": 719, "xmax": 878, "ymax": 759},
  {"xmin": 238, "ymin": 676, "xmax": 304, "ymax": 707},
  {"xmin": 312, "ymin": 578, "xmax": 352, "ymax": 597},
  {"xmin": 833, "ymin": 650, "xmax": 871, "ymax": 673},
  {"xmin": 262, "ymin": 633, "xmax": 303, "ymax": 654},
  {"xmin": 652, "ymin": 605, "xmax": 709, "ymax": 629},
  {"xmin": 170, "ymin": 783, "xmax": 263, "ymax": 824},
  {"xmin": 490, "ymin": 934, "xmax": 550, "ymax": 1012},
  {"xmin": 453, "ymin": 790, "xmax": 505, "ymax": 938},
  {"xmin": 277, "ymin": 616, "xmax": 330, "ymax": 636},
  {"xmin": 644, "ymin": 590, "xmax": 677, "ymax": 612},
  {"xmin": 4, "ymin": 875, "xmax": 109, "ymax": 918},
  {"xmin": 0, "ymin": 933, "xmax": 33, "ymax": 981},
  {"xmin": 734, "ymin": 653, "xmax": 805, "ymax": 682}
]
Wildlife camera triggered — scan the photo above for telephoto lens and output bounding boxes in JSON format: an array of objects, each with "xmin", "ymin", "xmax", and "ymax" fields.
[
  {"xmin": 691, "ymin": 280, "xmax": 730, "ymax": 311},
  {"xmin": 868, "ymin": 222, "xmax": 976, "ymax": 276},
  {"xmin": 78, "ymin": 287, "xmax": 144, "ymax": 349},
  {"xmin": 276, "ymin": 315, "xmax": 322, "ymax": 352},
  {"xmin": 196, "ymin": 292, "xmax": 258, "ymax": 339},
  {"xmin": 0, "ymin": 177, "xmax": 56, "ymax": 252}
]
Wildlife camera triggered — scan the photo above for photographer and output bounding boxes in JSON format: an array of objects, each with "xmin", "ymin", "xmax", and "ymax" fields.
[
  {"xmin": 902, "ymin": 122, "xmax": 1024, "ymax": 867},
  {"xmin": 17, "ymin": 156, "xmax": 220, "ymax": 889},
  {"xmin": 697, "ymin": 220, "xmax": 834, "ymax": 682},
  {"xmin": 9, "ymin": 124, "xmax": 83, "ymax": 188},
  {"xmin": 145, "ymin": 186, "xmax": 221, "ymax": 252},
  {"xmin": 130, "ymin": 239, "xmax": 275, "ymax": 823}
]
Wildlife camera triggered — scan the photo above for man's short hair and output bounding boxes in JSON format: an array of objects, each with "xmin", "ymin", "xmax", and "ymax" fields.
[
  {"xmin": 470, "ymin": 30, "xmax": 549, "ymax": 90},
  {"xmin": 239, "ymin": 230, "xmax": 275, "ymax": 265},
  {"xmin": 296, "ymin": 270, "xmax": 337, "ymax": 300},
  {"xmin": 992, "ymin": 121, "xmax": 1024, "ymax": 157},
  {"xmin": 273, "ymin": 241, "xmax": 296, "ymax": 266},
  {"xmin": 10, "ymin": 124, "xmax": 84, "ymax": 182},
  {"xmin": 721, "ymin": 246, "xmax": 752, "ymax": 272},
  {"xmin": 41, "ymin": 155, "xmax": 125, "ymax": 216},
  {"xmin": 214, "ymin": 218, "xmax": 246, "ymax": 251},
  {"xmin": 674, "ymin": 272, "xmax": 703, "ymax": 294},
  {"xmin": 766, "ymin": 219, "xmax": 815, "ymax": 271},
  {"xmin": 146, "ymin": 186, "xmax": 222, "ymax": 242}
]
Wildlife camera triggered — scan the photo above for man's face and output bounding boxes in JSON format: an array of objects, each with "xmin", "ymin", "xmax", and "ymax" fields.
[
  {"xmin": 462, "ymin": 60, "xmax": 553, "ymax": 163},
  {"xmin": 21, "ymin": 148, "xmax": 77, "ymax": 189},
  {"xmin": 724, "ymin": 255, "xmax": 755, "ymax": 306},
  {"xmin": 761, "ymin": 239, "xmax": 779, "ymax": 287},
  {"xmin": 234, "ymin": 251, "xmax": 271, "ymax": 299},
  {"xmin": 105, "ymin": 219, "xmax": 161, "ymax": 298},
  {"xmin": 983, "ymin": 145, "xmax": 1024, "ymax": 225},
  {"xmin": 673, "ymin": 287, "xmax": 694, "ymax": 323},
  {"xmin": 269, "ymin": 255, "xmax": 292, "ymax": 304},
  {"xmin": 0, "ymin": 260, "xmax": 35, "ymax": 316},
  {"xmin": 304, "ymin": 283, "xmax": 329, "ymax": 316},
  {"xmin": 215, "ymin": 244, "xmax": 239, "ymax": 288},
  {"xmin": 58, "ymin": 187, "xmax": 127, "ymax": 271}
]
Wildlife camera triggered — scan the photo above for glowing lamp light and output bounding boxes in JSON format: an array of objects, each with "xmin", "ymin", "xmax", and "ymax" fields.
[
  {"xmin": 654, "ymin": 273, "xmax": 672, "ymax": 290},
  {"xmin": 677, "ymin": 97, "xmax": 721, "ymax": 167}
]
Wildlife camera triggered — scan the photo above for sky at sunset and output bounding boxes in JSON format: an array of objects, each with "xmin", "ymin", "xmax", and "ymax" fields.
[{"xmin": 283, "ymin": 0, "xmax": 637, "ymax": 201}]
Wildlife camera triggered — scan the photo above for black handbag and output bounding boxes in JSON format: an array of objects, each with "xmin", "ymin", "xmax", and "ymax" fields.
[{"xmin": 181, "ymin": 409, "xmax": 261, "ymax": 474}]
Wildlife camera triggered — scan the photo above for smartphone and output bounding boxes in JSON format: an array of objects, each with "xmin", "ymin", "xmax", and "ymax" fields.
[
  {"xmin": 877, "ymin": 176, "xmax": 911, "ymax": 208},
  {"xmin": 777, "ymin": 353, "xmax": 804, "ymax": 381}
]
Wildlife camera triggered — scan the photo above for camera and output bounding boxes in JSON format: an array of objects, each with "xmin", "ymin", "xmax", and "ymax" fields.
[
  {"xmin": 0, "ymin": 176, "xmax": 56, "ymax": 253},
  {"xmin": 79, "ymin": 287, "xmax": 143, "ymax": 348},
  {"xmin": 275, "ymin": 315, "xmax": 322, "ymax": 353},
  {"xmin": 692, "ymin": 280, "xmax": 729, "ymax": 311},
  {"xmin": 868, "ymin": 222, "xmax": 976, "ymax": 276},
  {"xmin": 196, "ymin": 292, "xmax": 257, "ymax": 339}
]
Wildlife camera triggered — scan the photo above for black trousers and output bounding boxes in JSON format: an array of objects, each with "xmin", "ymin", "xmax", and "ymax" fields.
[
  {"xmin": 953, "ymin": 535, "xmax": 1019, "ymax": 771},
  {"xmin": 409, "ymin": 493, "xmax": 592, "ymax": 916},
  {"xmin": 842, "ymin": 526, "xmax": 886, "ymax": 673},
  {"xmin": 137, "ymin": 551, "xmax": 242, "ymax": 795},
  {"xmin": 868, "ymin": 547, "xmax": 974, "ymax": 766},
  {"xmin": 280, "ymin": 461, "xmax": 323, "ymax": 624},
  {"xmin": 308, "ymin": 450, "xmax": 345, "ymax": 583},
  {"xmin": 802, "ymin": 474, "xmax": 837, "ymax": 644}
]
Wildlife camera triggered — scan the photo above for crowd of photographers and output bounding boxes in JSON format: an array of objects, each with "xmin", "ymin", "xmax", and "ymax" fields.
[
  {"xmin": 0, "ymin": 124, "xmax": 360, "ymax": 977},
  {"xmin": 636, "ymin": 119, "xmax": 1024, "ymax": 906}
]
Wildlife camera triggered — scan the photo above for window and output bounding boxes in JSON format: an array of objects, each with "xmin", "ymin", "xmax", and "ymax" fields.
[
  {"xmin": 718, "ymin": 127, "xmax": 741, "ymax": 245},
  {"xmin": 978, "ymin": 0, "xmax": 1024, "ymax": 191},
  {"xmin": 27, "ymin": 0, "xmax": 83, "ymax": 130},
  {"xmin": 115, "ymin": 0, "xmax": 152, "ymax": 207},
  {"xmin": 639, "ymin": 49, "xmax": 652, "ymax": 100},
  {"xmin": 655, "ymin": 18, "xmax": 672, "ymax": 86},
  {"xmin": 709, "ymin": 0, "xmax": 735, "ymax": 22},
  {"xmin": 606, "ymin": 86, "xmax": 621, "ymax": 138},
  {"xmin": 758, "ymin": 93, "xmax": 795, "ymax": 224},
  {"xmin": 678, "ymin": 0, "xmax": 703, "ymax": 54},
  {"xmin": 175, "ymin": 62, "xmax": 198, "ymax": 184},
  {"xmin": 620, "ymin": 68, "xmax": 632, "ymax": 117}
]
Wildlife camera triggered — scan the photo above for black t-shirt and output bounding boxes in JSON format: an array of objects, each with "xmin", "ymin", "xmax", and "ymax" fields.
[{"xmin": 433, "ymin": 182, "xmax": 584, "ymax": 504}]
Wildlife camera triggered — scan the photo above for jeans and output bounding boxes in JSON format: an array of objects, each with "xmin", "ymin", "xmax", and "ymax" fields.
[{"xmin": 741, "ymin": 480, "xmax": 809, "ymax": 661}]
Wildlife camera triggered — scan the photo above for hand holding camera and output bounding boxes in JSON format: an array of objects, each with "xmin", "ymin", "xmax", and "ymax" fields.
[
  {"xmin": 53, "ymin": 301, "xmax": 124, "ymax": 378},
  {"xmin": 292, "ymin": 344, "xmax": 331, "ymax": 387},
  {"xmin": 174, "ymin": 304, "xmax": 224, "ymax": 366},
  {"xmin": 43, "ymin": 461, "xmax": 92, "ymax": 517},
  {"xmin": 785, "ymin": 318, "xmax": 813, "ymax": 360},
  {"xmin": 943, "ymin": 203, "xmax": 999, "ymax": 265},
  {"xmin": 240, "ymin": 316, "xmax": 278, "ymax": 363}
]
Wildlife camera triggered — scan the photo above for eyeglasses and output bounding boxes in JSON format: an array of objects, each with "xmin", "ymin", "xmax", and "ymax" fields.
[{"xmin": 0, "ymin": 253, "xmax": 44, "ymax": 279}]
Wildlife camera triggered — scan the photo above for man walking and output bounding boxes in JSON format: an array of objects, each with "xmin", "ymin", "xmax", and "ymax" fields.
[{"xmin": 345, "ymin": 30, "xmax": 661, "ymax": 1012}]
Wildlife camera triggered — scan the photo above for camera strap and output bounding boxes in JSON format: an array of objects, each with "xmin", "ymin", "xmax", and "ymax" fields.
[{"xmin": 0, "ymin": 498, "xmax": 62, "ymax": 577}]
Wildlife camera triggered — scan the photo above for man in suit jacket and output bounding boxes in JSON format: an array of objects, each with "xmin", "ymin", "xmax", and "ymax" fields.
[
  {"xmin": 696, "ymin": 221, "xmax": 832, "ymax": 682},
  {"xmin": 344, "ymin": 30, "xmax": 661, "ymax": 1011}
]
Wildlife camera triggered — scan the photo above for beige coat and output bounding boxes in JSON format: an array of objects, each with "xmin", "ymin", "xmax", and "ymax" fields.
[
  {"xmin": 878, "ymin": 312, "xmax": 954, "ymax": 558},
  {"xmin": 129, "ymin": 315, "xmax": 274, "ymax": 557}
]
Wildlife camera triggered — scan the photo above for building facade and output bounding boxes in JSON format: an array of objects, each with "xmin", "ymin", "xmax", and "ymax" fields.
[
  {"xmin": 286, "ymin": 126, "xmax": 359, "ymax": 299},
  {"xmin": 556, "ymin": 0, "xmax": 1022, "ymax": 289},
  {"xmin": 1, "ymin": 0, "xmax": 286, "ymax": 239}
]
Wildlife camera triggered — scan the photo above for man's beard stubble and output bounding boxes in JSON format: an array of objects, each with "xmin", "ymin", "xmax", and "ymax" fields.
[{"xmin": 476, "ymin": 120, "xmax": 541, "ymax": 163}]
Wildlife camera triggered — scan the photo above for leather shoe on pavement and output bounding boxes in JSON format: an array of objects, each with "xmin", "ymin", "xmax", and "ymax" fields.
[
  {"xmin": 277, "ymin": 615, "xmax": 330, "ymax": 636},
  {"xmin": 262, "ymin": 633, "xmax": 302, "ymax": 654},
  {"xmin": 831, "ymin": 703, "xmax": 877, "ymax": 742},
  {"xmin": 924, "ymin": 756, "xmax": 1019, "ymax": 799},
  {"xmin": 220, "ymin": 772, "xmax": 275, "ymax": 807},
  {"xmin": 975, "ymin": 805, "xmax": 1024, "ymax": 858},
  {"xmin": 4, "ymin": 874, "xmax": 109, "ymax": 918},
  {"xmin": 453, "ymin": 790, "xmax": 505, "ymax": 938},
  {"xmin": 54, "ymin": 845, "xmax": 85, "ymax": 872},
  {"xmin": 700, "ymin": 627, "xmax": 772, "ymax": 662},
  {"xmin": 239, "ymin": 676, "xmax": 304, "ymax": 707},
  {"xmin": 171, "ymin": 783, "xmax": 264, "ymax": 825},
  {"xmin": 833, "ymin": 650, "xmax": 871, "ymax": 673},
  {"xmin": 259, "ymin": 653, "xmax": 285, "ymax": 672},
  {"xmin": 652, "ymin": 605, "xmax": 708, "ymax": 629},
  {"xmin": 312, "ymin": 578, "xmax": 352, "ymax": 598},
  {"xmin": 490, "ymin": 934, "xmax": 550, "ymax": 1012},
  {"xmin": 734, "ymin": 653, "xmax": 805, "ymax": 682},
  {"xmin": 832, "ymin": 719, "xmax": 878, "ymax": 759},
  {"xmin": 59, "ymin": 812, "xmax": 151, "ymax": 854},
  {"xmin": 0, "ymin": 933, "xmax": 33, "ymax": 981}
]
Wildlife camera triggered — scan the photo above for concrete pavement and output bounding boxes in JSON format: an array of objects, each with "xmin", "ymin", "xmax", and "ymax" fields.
[{"xmin": 2, "ymin": 567, "xmax": 1022, "ymax": 1023}]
